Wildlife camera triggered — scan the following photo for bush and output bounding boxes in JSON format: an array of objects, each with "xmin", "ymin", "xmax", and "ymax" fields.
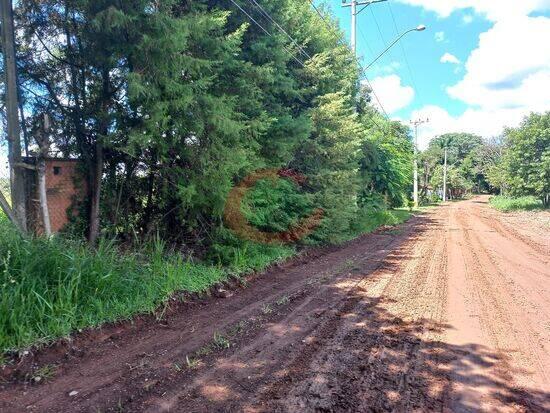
[{"xmin": 489, "ymin": 195, "xmax": 544, "ymax": 212}]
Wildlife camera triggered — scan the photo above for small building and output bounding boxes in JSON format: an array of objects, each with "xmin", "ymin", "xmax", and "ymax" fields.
[{"xmin": 23, "ymin": 157, "xmax": 87, "ymax": 234}]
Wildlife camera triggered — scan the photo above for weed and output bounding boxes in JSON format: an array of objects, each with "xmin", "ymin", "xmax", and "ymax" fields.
[
  {"xmin": 276, "ymin": 295, "xmax": 290, "ymax": 306},
  {"xmin": 31, "ymin": 364, "xmax": 56, "ymax": 382},
  {"xmin": 261, "ymin": 303, "xmax": 273, "ymax": 315},
  {"xmin": 185, "ymin": 355, "xmax": 200, "ymax": 369},
  {"xmin": 0, "ymin": 214, "xmax": 292, "ymax": 353},
  {"xmin": 212, "ymin": 332, "xmax": 231, "ymax": 349},
  {"xmin": 227, "ymin": 320, "xmax": 248, "ymax": 336},
  {"xmin": 489, "ymin": 196, "xmax": 544, "ymax": 212},
  {"xmin": 0, "ymin": 206, "xmax": 410, "ymax": 353}
]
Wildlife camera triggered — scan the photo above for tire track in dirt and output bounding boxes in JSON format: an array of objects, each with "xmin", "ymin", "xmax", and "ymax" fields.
[
  {"xmin": 2, "ymin": 198, "xmax": 549, "ymax": 412},
  {"xmin": 0, "ymin": 215, "xmax": 429, "ymax": 413},
  {"xmin": 258, "ymin": 206, "xmax": 450, "ymax": 412},
  {"xmin": 446, "ymin": 199, "xmax": 549, "ymax": 412}
]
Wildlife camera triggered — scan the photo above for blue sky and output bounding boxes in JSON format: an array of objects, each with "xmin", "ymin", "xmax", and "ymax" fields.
[{"xmin": 316, "ymin": 0, "xmax": 550, "ymax": 148}]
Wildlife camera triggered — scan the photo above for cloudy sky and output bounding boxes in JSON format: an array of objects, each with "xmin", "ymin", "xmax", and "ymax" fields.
[{"xmin": 322, "ymin": 0, "xmax": 550, "ymax": 148}]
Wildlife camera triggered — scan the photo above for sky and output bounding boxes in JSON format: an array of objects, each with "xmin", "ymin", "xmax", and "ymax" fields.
[{"xmin": 318, "ymin": 0, "xmax": 550, "ymax": 148}]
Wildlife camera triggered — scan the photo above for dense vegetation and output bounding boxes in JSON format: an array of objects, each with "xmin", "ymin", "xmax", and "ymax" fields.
[
  {"xmin": 9, "ymin": 0, "xmax": 413, "ymax": 247},
  {"xmin": 0, "ymin": 1, "xmax": 417, "ymax": 351},
  {"xmin": 418, "ymin": 112, "xmax": 550, "ymax": 208},
  {"xmin": 418, "ymin": 132, "xmax": 486, "ymax": 202}
]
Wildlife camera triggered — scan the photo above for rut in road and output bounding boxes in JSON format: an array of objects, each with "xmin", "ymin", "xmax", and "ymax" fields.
[{"xmin": 1, "ymin": 197, "xmax": 549, "ymax": 412}]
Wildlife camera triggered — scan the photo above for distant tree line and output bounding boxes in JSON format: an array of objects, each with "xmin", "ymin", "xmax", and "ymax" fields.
[
  {"xmin": 2, "ymin": 0, "xmax": 414, "ymax": 253},
  {"xmin": 419, "ymin": 112, "xmax": 550, "ymax": 208}
]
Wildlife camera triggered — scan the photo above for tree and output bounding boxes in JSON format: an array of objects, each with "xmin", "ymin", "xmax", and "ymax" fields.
[
  {"xmin": 503, "ymin": 112, "xmax": 550, "ymax": 207},
  {"xmin": 420, "ymin": 132, "xmax": 484, "ymax": 202},
  {"xmin": 6, "ymin": 0, "xmax": 415, "ymax": 250}
]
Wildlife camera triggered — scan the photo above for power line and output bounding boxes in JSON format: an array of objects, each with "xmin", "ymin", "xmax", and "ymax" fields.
[
  {"xmin": 357, "ymin": 25, "xmax": 376, "ymax": 62},
  {"xmin": 228, "ymin": 0, "xmax": 306, "ymax": 67},
  {"xmin": 247, "ymin": 0, "xmax": 311, "ymax": 60},
  {"xmin": 363, "ymin": 77, "xmax": 389, "ymax": 119},
  {"xmin": 386, "ymin": 2, "xmax": 421, "ymax": 100},
  {"xmin": 307, "ymin": 1, "xmax": 390, "ymax": 120},
  {"xmin": 369, "ymin": 5, "xmax": 395, "ymax": 64}
]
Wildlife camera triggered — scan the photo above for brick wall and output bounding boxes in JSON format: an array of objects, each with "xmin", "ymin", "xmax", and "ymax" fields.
[
  {"xmin": 45, "ymin": 159, "xmax": 86, "ymax": 232},
  {"xmin": 25, "ymin": 158, "xmax": 87, "ymax": 234}
]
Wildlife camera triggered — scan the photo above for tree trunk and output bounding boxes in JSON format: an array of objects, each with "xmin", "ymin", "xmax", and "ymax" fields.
[
  {"xmin": 88, "ymin": 68, "xmax": 110, "ymax": 245},
  {"xmin": 1, "ymin": 0, "xmax": 26, "ymax": 232},
  {"xmin": 88, "ymin": 140, "xmax": 103, "ymax": 244}
]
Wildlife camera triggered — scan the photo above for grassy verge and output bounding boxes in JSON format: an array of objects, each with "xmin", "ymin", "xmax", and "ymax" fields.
[
  {"xmin": 0, "ymin": 208, "xmax": 410, "ymax": 353},
  {"xmin": 489, "ymin": 195, "xmax": 545, "ymax": 212}
]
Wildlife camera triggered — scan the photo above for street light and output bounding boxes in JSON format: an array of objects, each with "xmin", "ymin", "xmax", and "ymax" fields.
[{"xmin": 365, "ymin": 25, "xmax": 427, "ymax": 70}]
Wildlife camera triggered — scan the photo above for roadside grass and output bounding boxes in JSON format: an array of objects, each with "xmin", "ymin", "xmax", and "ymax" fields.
[
  {"xmin": 0, "ymin": 207, "xmax": 411, "ymax": 354},
  {"xmin": 348, "ymin": 209, "xmax": 411, "ymax": 240},
  {"xmin": 489, "ymin": 195, "xmax": 545, "ymax": 212}
]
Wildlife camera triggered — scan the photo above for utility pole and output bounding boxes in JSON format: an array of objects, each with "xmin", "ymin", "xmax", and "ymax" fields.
[
  {"xmin": 1, "ymin": 0, "xmax": 27, "ymax": 232},
  {"xmin": 342, "ymin": 0, "xmax": 387, "ymax": 56},
  {"xmin": 410, "ymin": 118, "xmax": 429, "ymax": 208},
  {"xmin": 443, "ymin": 146, "xmax": 447, "ymax": 202}
]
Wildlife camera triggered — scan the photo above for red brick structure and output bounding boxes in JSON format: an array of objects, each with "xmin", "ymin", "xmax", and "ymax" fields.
[{"xmin": 24, "ymin": 158, "xmax": 87, "ymax": 234}]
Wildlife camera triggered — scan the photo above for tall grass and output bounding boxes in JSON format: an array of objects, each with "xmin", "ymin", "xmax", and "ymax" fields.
[
  {"xmin": 489, "ymin": 195, "xmax": 544, "ymax": 212},
  {"xmin": 0, "ymin": 207, "xmax": 410, "ymax": 353},
  {"xmin": 0, "ymin": 214, "xmax": 292, "ymax": 352}
]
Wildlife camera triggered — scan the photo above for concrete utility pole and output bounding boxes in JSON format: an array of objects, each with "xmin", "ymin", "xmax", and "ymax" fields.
[
  {"xmin": 411, "ymin": 118, "xmax": 429, "ymax": 207},
  {"xmin": 1, "ymin": 0, "xmax": 27, "ymax": 232},
  {"xmin": 443, "ymin": 147, "xmax": 447, "ymax": 202},
  {"xmin": 342, "ymin": 0, "xmax": 387, "ymax": 56}
]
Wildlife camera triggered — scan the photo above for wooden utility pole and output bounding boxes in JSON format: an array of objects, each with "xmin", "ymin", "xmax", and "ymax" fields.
[{"xmin": 1, "ymin": 0, "xmax": 27, "ymax": 232}]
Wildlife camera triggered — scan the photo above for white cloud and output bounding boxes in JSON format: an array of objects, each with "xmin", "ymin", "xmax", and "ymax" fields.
[
  {"xmin": 394, "ymin": 3, "xmax": 550, "ymax": 148},
  {"xmin": 366, "ymin": 75, "xmax": 415, "ymax": 114},
  {"xmin": 440, "ymin": 52, "xmax": 461, "ymax": 64},
  {"xmin": 370, "ymin": 61, "xmax": 401, "ymax": 75},
  {"xmin": 462, "ymin": 14, "xmax": 474, "ymax": 24},
  {"xmin": 434, "ymin": 31, "xmax": 445, "ymax": 42},
  {"xmin": 407, "ymin": 105, "xmax": 528, "ymax": 149},
  {"xmin": 396, "ymin": 0, "xmax": 550, "ymax": 21},
  {"xmin": 447, "ymin": 15, "xmax": 550, "ymax": 112}
]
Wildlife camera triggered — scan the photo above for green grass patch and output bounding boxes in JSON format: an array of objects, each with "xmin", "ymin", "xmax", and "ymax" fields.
[
  {"xmin": 0, "ymin": 206, "xmax": 411, "ymax": 353},
  {"xmin": 489, "ymin": 195, "xmax": 544, "ymax": 212},
  {"xmin": 348, "ymin": 209, "xmax": 411, "ymax": 240},
  {"xmin": 0, "ymin": 213, "xmax": 292, "ymax": 352}
]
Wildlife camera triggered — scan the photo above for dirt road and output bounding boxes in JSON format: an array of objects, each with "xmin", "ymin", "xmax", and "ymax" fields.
[{"xmin": 1, "ymin": 196, "xmax": 549, "ymax": 412}]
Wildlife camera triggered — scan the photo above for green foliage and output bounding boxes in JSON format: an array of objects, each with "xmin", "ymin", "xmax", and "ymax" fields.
[
  {"xmin": 502, "ymin": 112, "xmax": 550, "ymax": 207},
  {"xmin": 349, "ymin": 209, "xmax": 411, "ymax": 240},
  {"xmin": 3, "ymin": 0, "xmax": 420, "ymax": 351},
  {"xmin": 0, "ymin": 214, "xmax": 289, "ymax": 351},
  {"xmin": 420, "ymin": 132, "xmax": 484, "ymax": 202},
  {"xmin": 242, "ymin": 178, "xmax": 314, "ymax": 234},
  {"xmin": 359, "ymin": 119, "xmax": 413, "ymax": 208},
  {"xmin": 489, "ymin": 196, "xmax": 544, "ymax": 212}
]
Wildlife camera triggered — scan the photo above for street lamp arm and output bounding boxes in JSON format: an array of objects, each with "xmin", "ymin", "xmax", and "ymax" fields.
[{"xmin": 364, "ymin": 25, "xmax": 426, "ymax": 71}]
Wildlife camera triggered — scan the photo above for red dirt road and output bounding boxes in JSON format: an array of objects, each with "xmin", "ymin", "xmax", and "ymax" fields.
[{"xmin": 1, "ymin": 196, "xmax": 549, "ymax": 412}]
